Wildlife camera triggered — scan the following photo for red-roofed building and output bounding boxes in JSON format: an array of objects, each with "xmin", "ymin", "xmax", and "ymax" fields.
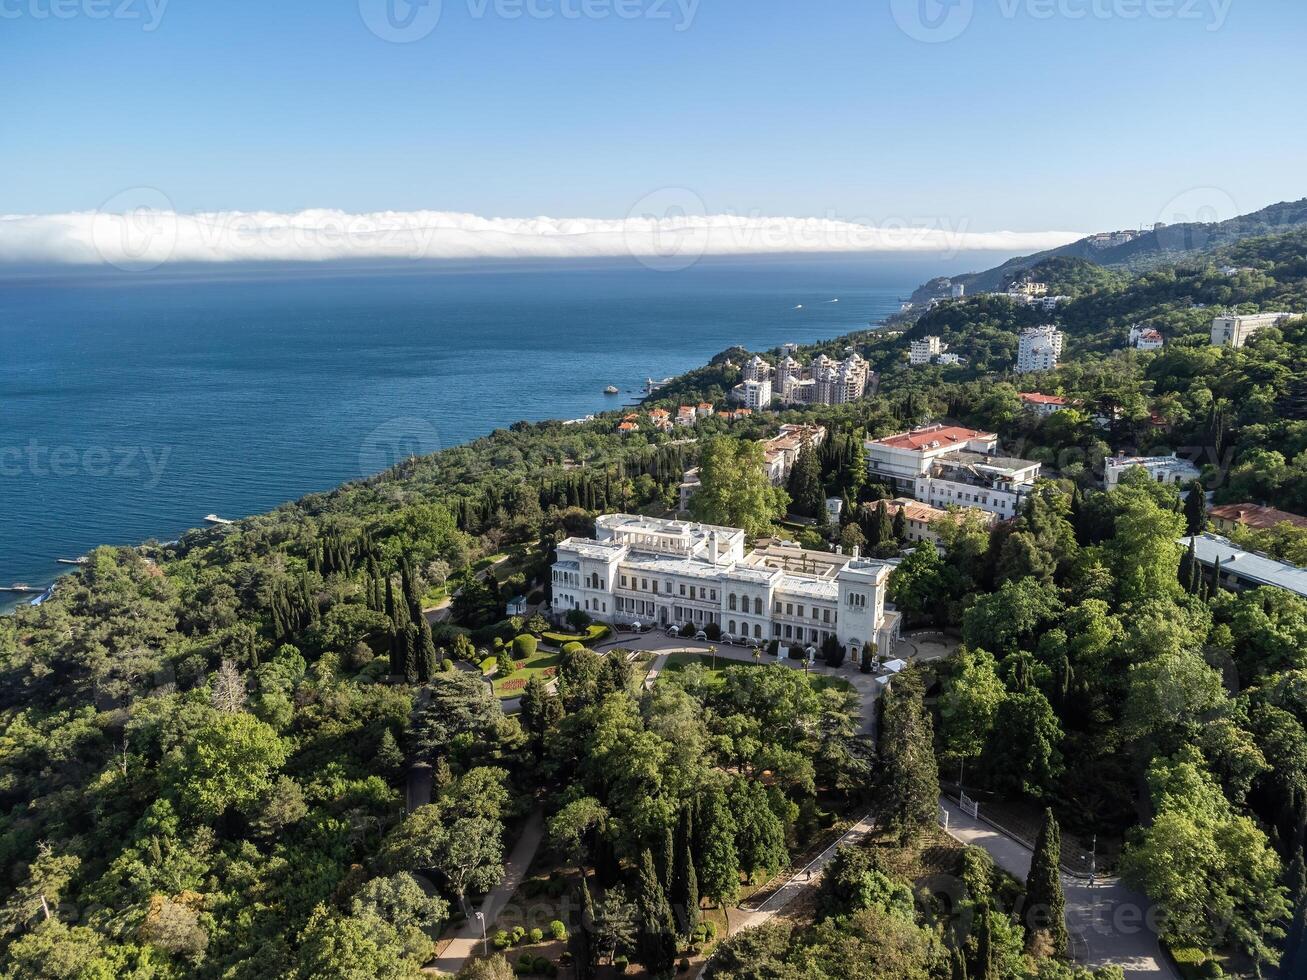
[
  {"xmin": 865, "ymin": 424, "xmax": 998, "ymax": 488},
  {"xmin": 1210, "ymin": 503, "xmax": 1307, "ymax": 534},
  {"xmin": 1018, "ymin": 392, "xmax": 1070, "ymax": 418}
]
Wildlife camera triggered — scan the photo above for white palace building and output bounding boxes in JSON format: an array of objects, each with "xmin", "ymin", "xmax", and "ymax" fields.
[{"xmin": 551, "ymin": 514, "xmax": 902, "ymax": 658}]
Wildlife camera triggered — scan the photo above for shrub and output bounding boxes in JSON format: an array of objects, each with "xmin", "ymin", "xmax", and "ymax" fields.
[
  {"xmin": 511, "ymin": 925, "xmax": 526, "ymax": 944},
  {"xmin": 702, "ymin": 921, "xmax": 717, "ymax": 940},
  {"xmin": 516, "ymin": 953, "xmax": 534, "ymax": 974},
  {"xmin": 613, "ymin": 955, "xmax": 629, "ymax": 971},
  {"xmin": 513, "ymin": 633, "xmax": 538, "ymax": 659},
  {"xmin": 549, "ymin": 920, "xmax": 567, "ymax": 941},
  {"xmin": 704, "ymin": 621, "xmax": 721, "ymax": 641},
  {"xmin": 679, "ymin": 958, "xmax": 691, "ymax": 972},
  {"xmin": 493, "ymin": 930, "xmax": 511, "ymax": 950},
  {"xmin": 558, "ymin": 951, "xmax": 573, "ymax": 965},
  {"xmin": 529, "ymin": 928, "xmax": 544, "ymax": 944},
  {"xmin": 533, "ymin": 956, "xmax": 552, "ymax": 975},
  {"xmin": 495, "ymin": 647, "xmax": 517, "ymax": 676}
]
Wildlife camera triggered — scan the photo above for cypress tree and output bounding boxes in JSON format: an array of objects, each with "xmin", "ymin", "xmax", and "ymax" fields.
[
  {"xmin": 672, "ymin": 806, "xmax": 700, "ymax": 938},
  {"xmin": 1180, "ymin": 536, "xmax": 1198, "ymax": 593},
  {"xmin": 1184, "ymin": 480, "xmax": 1207, "ymax": 535},
  {"xmin": 1024, "ymin": 808, "xmax": 1068, "ymax": 956},
  {"xmin": 658, "ymin": 821, "xmax": 675, "ymax": 885},
  {"xmin": 416, "ymin": 615, "xmax": 438, "ymax": 681},
  {"xmin": 877, "ymin": 668, "xmax": 939, "ymax": 843},
  {"xmin": 875, "ymin": 499, "xmax": 894, "ymax": 546},
  {"xmin": 403, "ymin": 624, "xmax": 420, "ymax": 684},
  {"xmin": 576, "ymin": 876, "xmax": 597, "ymax": 980},
  {"xmin": 635, "ymin": 848, "xmax": 678, "ymax": 974},
  {"xmin": 974, "ymin": 907, "xmax": 994, "ymax": 980}
]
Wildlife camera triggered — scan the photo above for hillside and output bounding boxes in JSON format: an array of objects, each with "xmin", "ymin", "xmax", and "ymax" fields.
[{"xmin": 908, "ymin": 197, "xmax": 1307, "ymax": 304}]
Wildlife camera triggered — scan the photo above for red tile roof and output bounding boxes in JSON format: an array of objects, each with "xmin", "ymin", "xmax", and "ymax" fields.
[
  {"xmin": 1018, "ymin": 392, "xmax": 1068, "ymax": 406},
  {"xmin": 1210, "ymin": 503, "xmax": 1307, "ymax": 531},
  {"xmin": 873, "ymin": 424, "xmax": 995, "ymax": 453}
]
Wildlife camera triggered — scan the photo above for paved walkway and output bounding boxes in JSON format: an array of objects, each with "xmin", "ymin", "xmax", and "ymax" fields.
[
  {"xmin": 428, "ymin": 809, "xmax": 546, "ymax": 976},
  {"xmin": 940, "ymin": 799, "xmax": 1177, "ymax": 980},
  {"xmin": 730, "ymin": 812, "xmax": 877, "ymax": 932}
]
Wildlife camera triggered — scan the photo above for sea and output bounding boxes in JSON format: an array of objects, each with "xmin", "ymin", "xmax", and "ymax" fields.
[{"xmin": 0, "ymin": 252, "xmax": 995, "ymax": 611}]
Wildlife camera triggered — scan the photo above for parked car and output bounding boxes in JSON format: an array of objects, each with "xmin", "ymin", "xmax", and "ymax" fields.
[
  {"xmin": 694, "ymin": 630, "xmax": 708, "ymax": 642},
  {"xmin": 719, "ymin": 633, "xmax": 736, "ymax": 646},
  {"xmin": 666, "ymin": 625, "xmax": 680, "ymax": 637}
]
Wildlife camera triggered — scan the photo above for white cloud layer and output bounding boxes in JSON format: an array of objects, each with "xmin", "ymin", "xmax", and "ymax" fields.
[{"xmin": 0, "ymin": 203, "xmax": 1084, "ymax": 270}]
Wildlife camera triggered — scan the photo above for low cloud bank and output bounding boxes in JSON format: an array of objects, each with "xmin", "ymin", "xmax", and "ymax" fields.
[{"xmin": 0, "ymin": 205, "xmax": 1084, "ymax": 269}]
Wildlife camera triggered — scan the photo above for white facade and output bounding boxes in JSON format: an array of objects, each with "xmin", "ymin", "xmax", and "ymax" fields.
[
  {"xmin": 913, "ymin": 453, "xmax": 1041, "ymax": 520},
  {"xmin": 1210, "ymin": 312, "xmax": 1292, "ymax": 348},
  {"xmin": 774, "ymin": 352, "xmax": 870, "ymax": 406},
  {"xmin": 743, "ymin": 354, "xmax": 772, "ymax": 382},
  {"xmin": 1105, "ymin": 454, "xmax": 1201, "ymax": 490},
  {"xmin": 950, "ymin": 283, "xmax": 966, "ymax": 299},
  {"xmin": 1016, "ymin": 325, "xmax": 1064, "ymax": 373},
  {"xmin": 910, "ymin": 336, "xmax": 945, "ymax": 366},
  {"xmin": 865, "ymin": 424, "xmax": 999, "ymax": 489},
  {"xmin": 731, "ymin": 376, "xmax": 773, "ymax": 410},
  {"xmin": 1129, "ymin": 324, "xmax": 1165, "ymax": 350},
  {"xmin": 551, "ymin": 515, "xmax": 901, "ymax": 657}
]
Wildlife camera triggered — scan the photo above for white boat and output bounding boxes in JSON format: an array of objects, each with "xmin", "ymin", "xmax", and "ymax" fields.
[
  {"xmin": 604, "ymin": 385, "xmax": 620, "ymax": 395},
  {"xmin": 204, "ymin": 514, "xmax": 235, "ymax": 525}
]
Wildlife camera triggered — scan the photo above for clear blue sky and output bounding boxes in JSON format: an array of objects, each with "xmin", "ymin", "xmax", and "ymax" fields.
[{"xmin": 4, "ymin": 0, "xmax": 1305, "ymax": 232}]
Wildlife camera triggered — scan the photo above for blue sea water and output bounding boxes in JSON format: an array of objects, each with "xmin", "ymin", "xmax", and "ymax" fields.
[{"xmin": 0, "ymin": 253, "xmax": 991, "ymax": 608}]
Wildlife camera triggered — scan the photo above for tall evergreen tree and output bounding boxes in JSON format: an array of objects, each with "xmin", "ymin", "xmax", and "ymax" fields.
[
  {"xmin": 697, "ymin": 794, "xmax": 740, "ymax": 906},
  {"xmin": 575, "ymin": 876, "xmax": 596, "ymax": 980},
  {"xmin": 1184, "ymin": 481, "xmax": 1208, "ymax": 535},
  {"xmin": 1024, "ymin": 808, "xmax": 1068, "ymax": 956},
  {"xmin": 877, "ymin": 668, "xmax": 940, "ymax": 843},
  {"xmin": 634, "ymin": 848, "xmax": 678, "ymax": 974},
  {"xmin": 671, "ymin": 806, "xmax": 700, "ymax": 938},
  {"xmin": 875, "ymin": 499, "xmax": 894, "ymax": 546},
  {"xmin": 787, "ymin": 440, "xmax": 825, "ymax": 518}
]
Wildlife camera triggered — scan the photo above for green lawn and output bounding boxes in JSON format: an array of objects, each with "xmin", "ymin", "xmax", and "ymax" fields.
[
  {"xmin": 478, "ymin": 650, "xmax": 562, "ymax": 699},
  {"xmin": 661, "ymin": 652, "xmax": 853, "ymax": 693}
]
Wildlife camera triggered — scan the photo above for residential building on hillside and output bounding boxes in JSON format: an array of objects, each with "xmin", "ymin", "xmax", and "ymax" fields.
[
  {"xmin": 1129, "ymin": 324, "xmax": 1165, "ymax": 350},
  {"xmin": 731, "ymin": 377, "xmax": 773, "ymax": 410},
  {"xmin": 1211, "ymin": 312, "xmax": 1294, "ymax": 348},
  {"xmin": 913, "ymin": 452, "xmax": 1041, "ymax": 520},
  {"xmin": 951, "ymin": 282, "xmax": 966, "ymax": 298},
  {"xmin": 1183, "ymin": 533, "xmax": 1307, "ymax": 599},
  {"xmin": 774, "ymin": 351, "xmax": 871, "ymax": 406},
  {"xmin": 1016, "ymin": 325, "xmax": 1064, "ymax": 373},
  {"xmin": 1018, "ymin": 392, "xmax": 1070, "ymax": 417},
  {"xmin": 937, "ymin": 353, "xmax": 964, "ymax": 366},
  {"xmin": 865, "ymin": 424, "xmax": 999, "ymax": 491},
  {"xmin": 1009, "ymin": 280, "xmax": 1049, "ymax": 297},
  {"xmin": 551, "ymin": 514, "xmax": 903, "ymax": 657},
  {"xmin": 878, "ymin": 497, "xmax": 997, "ymax": 549},
  {"xmin": 1104, "ymin": 453, "xmax": 1201, "ymax": 489},
  {"xmin": 1209, "ymin": 503, "xmax": 1307, "ymax": 534},
  {"xmin": 743, "ymin": 354, "xmax": 772, "ymax": 382},
  {"xmin": 910, "ymin": 336, "xmax": 946, "ymax": 366}
]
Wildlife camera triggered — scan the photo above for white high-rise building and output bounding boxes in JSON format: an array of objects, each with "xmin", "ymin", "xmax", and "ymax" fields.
[
  {"xmin": 1016, "ymin": 326, "xmax": 1064, "ymax": 373},
  {"xmin": 910, "ymin": 336, "xmax": 946, "ymax": 366},
  {"xmin": 743, "ymin": 354, "xmax": 772, "ymax": 382},
  {"xmin": 551, "ymin": 514, "xmax": 902, "ymax": 657}
]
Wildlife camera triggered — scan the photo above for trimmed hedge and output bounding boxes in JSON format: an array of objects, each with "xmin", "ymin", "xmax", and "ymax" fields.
[{"xmin": 540, "ymin": 623, "xmax": 612, "ymax": 647}]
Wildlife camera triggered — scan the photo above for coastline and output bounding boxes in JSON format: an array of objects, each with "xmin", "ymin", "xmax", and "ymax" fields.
[{"xmin": 2, "ymin": 264, "xmax": 924, "ymax": 613}]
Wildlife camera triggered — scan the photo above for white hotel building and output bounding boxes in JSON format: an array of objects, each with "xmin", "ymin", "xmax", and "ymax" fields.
[{"xmin": 551, "ymin": 514, "xmax": 902, "ymax": 658}]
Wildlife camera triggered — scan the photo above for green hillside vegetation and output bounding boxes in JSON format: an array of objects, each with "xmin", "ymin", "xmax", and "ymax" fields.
[{"xmin": 2, "ymin": 227, "xmax": 1307, "ymax": 977}]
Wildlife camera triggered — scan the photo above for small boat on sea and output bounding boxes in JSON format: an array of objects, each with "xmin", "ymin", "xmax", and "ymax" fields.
[
  {"xmin": 604, "ymin": 385, "xmax": 620, "ymax": 395},
  {"xmin": 56, "ymin": 556, "xmax": 88, "ymax": 565},
  {"xmin": 204, "ymin": 514, "xmax": 235, "ymax": 525},
  {"xmin": 0, "ymin": 583, "xmax": 41, "ymax": 593}
]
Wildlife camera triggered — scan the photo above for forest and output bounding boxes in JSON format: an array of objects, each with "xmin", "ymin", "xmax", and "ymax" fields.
[{"xmin": 2, "ymin": 229, "xmax": 1307, "ymax": 978}]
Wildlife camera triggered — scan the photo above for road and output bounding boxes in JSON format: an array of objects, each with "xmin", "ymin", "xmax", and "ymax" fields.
[
  {"xmin": 940, "ymin": 799, "xmax": 1177, "ymax": 980},
  {"xmin": 427, "ymin": 809, "xmax": 546, "ymax": 976}
]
